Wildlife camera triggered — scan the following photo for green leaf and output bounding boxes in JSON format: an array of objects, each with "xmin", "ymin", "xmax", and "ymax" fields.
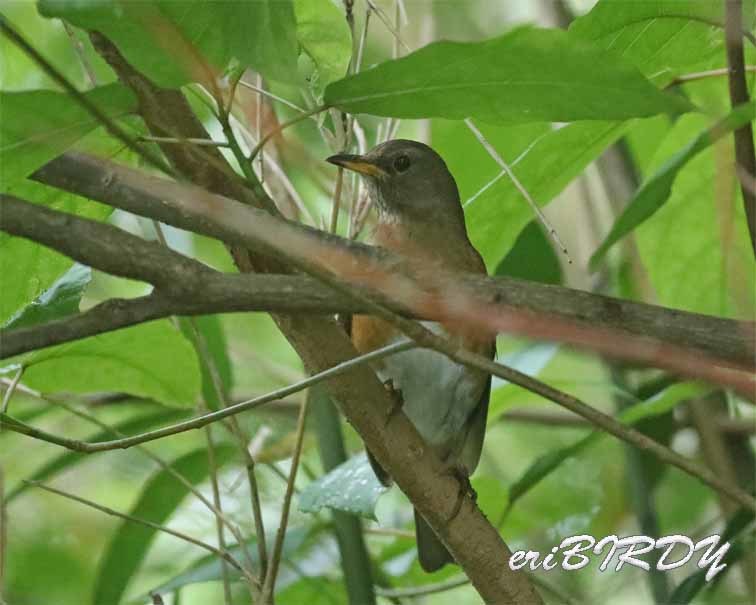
[
  {"xmin": 3, "ymin": 264, "xmax": 90, "ymax": 330},
  {"xmin": 295, "ymin": 0, "xmax": 351, "ymax": 90},
  {"xmin": 495, "ymin": 220, "xmax": 563, "ymax": 285},
  {"xmin": 146, "ymin": 526, "xmax": 313, "ymax": 597},
  {"xmin": 634, "ymin": 112, "xmax": 756, "ymax": 315},
  {"xmin": 569, "ymin": 1, "xmax": 742, "ymax": 81},
  {"xmin": 325, "ymin": 26, "xmax": 693, "ymax": 124},
  {"xmin": 5, "ymin": 407, "xmax": 188, "ymax": 503},
  {"xmin": 299, "ymin": 453, "xmax": 388, "ymax": 520},
  {"xmin": 38, "ymin": 0, "xmax": 298, "ymax": 87},
  {"xmin": 0, "ymin": 83, "xmax": 136, "ymax": 187},
  {"xmin": 21, "ymin": 320, "xmax": 201, "ymax": 408},
  {"xmin": 93, "ymin": 446, "xmax": 236, "ymax": 605},
  {"xmin": 0, "ymin": 181, "xmax": 112, "ymax": 325},
  {"xmin": 590, "ymin": 102, "xmax": 756, "ymax": 270}
]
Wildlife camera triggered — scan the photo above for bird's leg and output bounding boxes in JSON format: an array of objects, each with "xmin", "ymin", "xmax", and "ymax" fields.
[
  {"xmin": 441, "ymin": 462, "xmax": 477, "ymax": 521},
  {"xmin": 383, "ymin": 378, "xmax": 404, "ymax": 427}
]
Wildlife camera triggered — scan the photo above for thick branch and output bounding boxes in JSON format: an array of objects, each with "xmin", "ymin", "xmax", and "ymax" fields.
[
  {"xmin": 725, "ymin": 0, "xmax": 756, "ymax": 256},
  {"xmin": 23, "ymin": 155, "xmax": 755, "ymax": 370}
]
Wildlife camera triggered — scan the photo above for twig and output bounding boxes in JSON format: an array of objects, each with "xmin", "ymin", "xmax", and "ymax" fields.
[
  {"xmin": 260, "ymin": 397, "xmax": 309, "ymax": 602},
  {"xmin": 247, "ymin": 105, "xmax": 327, "ymax": 163},
  {"xmin": 365, "ymin": 0, "xmax": 409, "ymax": 51},
  {"xmin": 137, "ymin": 135, "xmax": 230, "ymax": 147},
  {"xmin": 465, "ymin": 118, "xmax": 572, "ymax": 264},
  {"xmin": 237, "ymin": 79, "xmax": 308, "ymax": 114},
  {"xmin": 725, "ymin": 0, "xmax": 756, "ymax": 257},
  {"xmin": 27, "ymin": 480, "xmax": 245, "ymax": 572},
  {"xmin": 666, "ymin": 65, "xmax": 756, "ymax": 87},
  {"xmin": 0, "ymin": 367, "xmax": 22, "ymax": 415},
  {"xmin": 202, "ymin": 421, "xmax": 234, "ymax": 605},
  {"xmin": 0, "ymin": 342, "xmax": 415, "ymax": 452}
]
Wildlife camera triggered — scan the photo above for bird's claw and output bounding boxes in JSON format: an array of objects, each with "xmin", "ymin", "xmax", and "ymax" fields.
[
  {"xmin": 383, "ymin": 379, "xmax": 404, "ymax": 427},
  {"xmin": 442, "ymin": 463, "xmax": 476, "ymax": 522}
]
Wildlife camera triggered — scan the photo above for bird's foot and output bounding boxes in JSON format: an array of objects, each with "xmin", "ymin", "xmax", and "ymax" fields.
[
  {"xmin": 442, "ymin": 463, "xmax": 476, "ymax": 522},
  {"xmin": 383, "ymin": 379, "xmax": 404, "ymax": 427}
]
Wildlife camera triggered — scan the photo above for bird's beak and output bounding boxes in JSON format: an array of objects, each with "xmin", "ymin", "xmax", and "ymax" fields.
[{"xmin": 326, "ymin": 153, "xmax": 387, "ymax": 178}]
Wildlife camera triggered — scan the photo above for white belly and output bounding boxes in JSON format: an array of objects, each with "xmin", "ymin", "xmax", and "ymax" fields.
[{"xmin": 377, "ymin": 323, "xmax": 482, "ymax": 449}]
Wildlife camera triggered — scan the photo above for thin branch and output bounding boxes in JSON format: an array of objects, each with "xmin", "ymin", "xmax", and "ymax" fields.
[
  {"xmin": 0, "ymin": 367, "xmax": 22, "ymax": 415},
  {"xmin": 465, "ymin": 118, "xmax": 572, "ymax": 264},
  {"xmin": 136, "ymin": 135, "xmax": 230, "ymax": 147},
  {"xmin": 666, "ymin": 65, "xmax": 756, "ymax": 87},
  {"xmin": 237, "ymin": 79, "xmax": 307, "ymax": 114},
  {"xmin": 725, "ymin": 0, "xmax": 756, "ymax": 257},
  {"xmin": 261, "ymin": 397, "xmax": 309, "ymax": 602},
  {"xmin": 0, "ymin": 342, "xmax": 416, "ymax": 452},
  {"xmin": 247, "ymin": 104, "xmax": 327, "ymax": 163},
  {"xmin": 27, "ymin": 481, "xmax": 245, "ymax": 572}
]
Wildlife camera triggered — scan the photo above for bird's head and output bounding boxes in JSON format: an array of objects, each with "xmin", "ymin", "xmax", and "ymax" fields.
[{"xmin": 327, "ymin": 139, "xmax": 464, "ymax": 228}]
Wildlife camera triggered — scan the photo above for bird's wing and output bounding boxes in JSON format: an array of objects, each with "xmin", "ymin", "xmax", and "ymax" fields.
[{"xmin": 458, "ymin": 340, "xmax": 496, "ymax": 475}]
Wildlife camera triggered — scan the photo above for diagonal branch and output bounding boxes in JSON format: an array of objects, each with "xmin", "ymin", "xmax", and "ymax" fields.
[{"xmin": 1, "ymin": 187, "xmax": 753, "ymax": 368}]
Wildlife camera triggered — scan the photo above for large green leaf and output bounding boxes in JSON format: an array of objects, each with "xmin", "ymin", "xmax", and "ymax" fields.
[
  {"xmin": 92, "ymin": 446, "xmax": 236, "ymax": 605},
  {"xmin": 20, "ymin": 320, "xmax": 201, "ymax": 408},
  {"xmin": 38, "ymin": 0, "xmax": 298, "ymax": 87},
  {"xmin": 590, "ymin": 102, "xmax": 756, "ymax": 270},
  {"xmin": 0, "ymin": 84, "xmax": 136, "ymax": 187},
  {"xmin": 0, "ymin": 181, "xmax": 112, "ymax": 325},
  {"xmin": 3, "ymin": 263, "xmax": 90, "ymax": 330},
  {"xmin": 634, "ymin": 114, "xmax": 756, "ymax": 316},
  {"xmin": 294, "ymin": 0, "xmax": 351, "ymax": 90},
  {"xmin": 299, "ymin": 453, "xmax": 388, "ymax": 521},
  {"xmin": 325, "ymin": 26, "xmax": 692, "ymax": 124}
]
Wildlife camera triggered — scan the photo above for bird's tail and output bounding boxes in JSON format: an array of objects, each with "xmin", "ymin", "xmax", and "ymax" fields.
[{"xmin": 414, "ymin": 509, "xmax": 454, "ymax": 572}]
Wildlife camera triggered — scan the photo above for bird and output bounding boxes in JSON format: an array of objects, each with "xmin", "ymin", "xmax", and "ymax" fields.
[{"xmin": 327, "ymin": 139, "xmax": 495, "ymax": 572}]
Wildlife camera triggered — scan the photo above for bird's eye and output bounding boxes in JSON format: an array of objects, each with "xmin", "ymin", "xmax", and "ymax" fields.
[{"xmin": 393, "ymin": 155, "xmax": 411, "ymax": 173}]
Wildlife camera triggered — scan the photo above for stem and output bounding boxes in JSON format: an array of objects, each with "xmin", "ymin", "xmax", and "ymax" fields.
[
  {"xmin": 260, "ymin": 396, "xmax": 310, "ymax": 602},
  {"xmin": 725, "ymin": 0, "xmax": 756, "ymax": 257}
]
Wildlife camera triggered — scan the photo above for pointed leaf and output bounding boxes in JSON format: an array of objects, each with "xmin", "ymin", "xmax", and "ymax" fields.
[{"xmin": 325, "ymin": 26, "xmax": 693, "ymax": 124}]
